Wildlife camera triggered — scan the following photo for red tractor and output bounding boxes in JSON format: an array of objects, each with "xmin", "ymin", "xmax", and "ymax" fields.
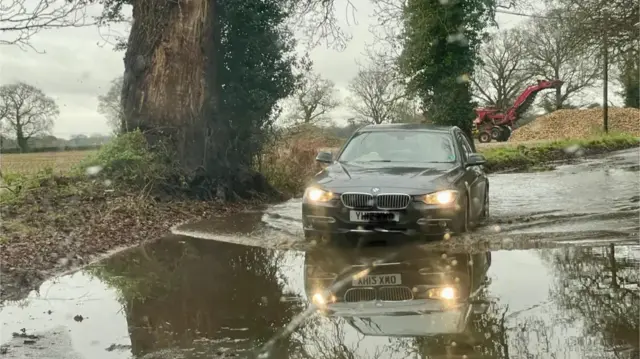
[{"xmin": 472, "ymin": 79, "xmax": 564, "ymax": 143}]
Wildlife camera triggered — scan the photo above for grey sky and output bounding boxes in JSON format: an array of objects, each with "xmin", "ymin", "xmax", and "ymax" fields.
[{"xmin": 0, "ymin": 0, "xmax": 530, "ymax": 139}]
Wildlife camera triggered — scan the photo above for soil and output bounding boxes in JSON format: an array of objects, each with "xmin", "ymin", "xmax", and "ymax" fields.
[
  {"xmin": 0, "ymin": 187, "xmax": 266, "ymax": 303},
  {"xmin": 510, "ymin": 108, "xmax": 640, "ymax": 141}
]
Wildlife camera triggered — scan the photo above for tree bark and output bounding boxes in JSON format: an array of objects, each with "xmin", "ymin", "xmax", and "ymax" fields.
[
  {"xmin": 122, "ymin": 0, "xmax": 217, "ymax": 168},
  {"xmin": 121, "ymin": 0, "xmax": 267, "ymax": 199}
]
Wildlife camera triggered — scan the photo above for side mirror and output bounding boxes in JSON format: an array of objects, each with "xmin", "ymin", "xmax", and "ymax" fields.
[
  {"xmin": 465, "ymin": 153, "xmax": 486, "ymax": 167},
  {"xmin": 315, "ymin": 151, "xmax": 333, "ymax": 164}
]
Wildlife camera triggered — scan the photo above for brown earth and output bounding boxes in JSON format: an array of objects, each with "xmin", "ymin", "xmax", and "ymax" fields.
[
  {"xmin": 0, "ymin": 187, "xmax": 265, "ymax": 302},
  {"xmin": 511, "ymin": 108, "xmax": 640, "ymax": 141}
]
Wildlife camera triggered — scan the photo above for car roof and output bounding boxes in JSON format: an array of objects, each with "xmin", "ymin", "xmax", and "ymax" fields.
[{"xmin": 356, "ymin": 123, "xmax": 456, "ymax": 133}]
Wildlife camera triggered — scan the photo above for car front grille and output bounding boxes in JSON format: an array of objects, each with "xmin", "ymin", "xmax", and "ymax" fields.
[
  {"xmin": 344, "ymin": 288, "xmax": 376, "ymax": 302},
  {"xmin": 341, "ymin": 193, "xmax": 374, "ymax": 208},
  {"xmin": 341, "ymin": 193, "xmax": 411, "ymax": 209},
  {"xmin": 379, "ymin": 286, "xmax": 414, "ymax": 301},
  {"xmin": 375, "ymin": 194, "xmax": 411, "ymax": 210},
  {"xmin": 343, "ymin": 286, "xmax": 414, "ymax": 302}
]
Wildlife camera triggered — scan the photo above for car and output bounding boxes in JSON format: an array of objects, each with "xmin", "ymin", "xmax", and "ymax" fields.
[
  {"xmin": 303, "ymin": 245, "xmax": 492, "ymax": 338},
  {"xmin": 302, "ymin": 123, "xmax": 489, "ymax": 241}
]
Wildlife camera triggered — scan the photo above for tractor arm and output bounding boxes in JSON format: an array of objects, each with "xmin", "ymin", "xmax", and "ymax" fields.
[{"xmin": 502, "ymin": 79, "xmax": 563, "ymax": 125}]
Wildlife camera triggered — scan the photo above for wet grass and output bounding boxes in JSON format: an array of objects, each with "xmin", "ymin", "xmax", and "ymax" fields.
[
  {"xmin": 480, "ymin": 134, "xmax": 640, "ymax": 173},
  {"xmin": 1, "ymin": 150, "xmax": 96, "ymax": 175}
]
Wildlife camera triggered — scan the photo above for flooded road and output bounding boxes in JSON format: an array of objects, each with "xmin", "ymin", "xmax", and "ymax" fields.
[
  {"xmin": 173, "ymin": 147, "xmax": 640, "ymax": 250},
  {"xmin": 1, "ymin": 148, "xmax": 639, "ymax": 358}
]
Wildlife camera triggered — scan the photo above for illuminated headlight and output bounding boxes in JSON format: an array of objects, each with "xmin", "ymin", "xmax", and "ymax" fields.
[
  {"xmin": 423, "ymin": 190, "xmax": 458, "ymax": 205},
  {"xmin": 304, "ymin": 187, "xmax": 334, "ymax": 202},
  {"xmin": 312, "ymin": 292, "xmax": 336, "ymax": 306},
  {"xmin": 427, "ymin": 286, "xmax": 458, "ymax": 300}
]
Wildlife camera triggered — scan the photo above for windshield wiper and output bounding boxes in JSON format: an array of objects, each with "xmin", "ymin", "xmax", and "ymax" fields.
[{"xmin": 368, "ymin": 160, "xmax": 392, "ymax": 162}]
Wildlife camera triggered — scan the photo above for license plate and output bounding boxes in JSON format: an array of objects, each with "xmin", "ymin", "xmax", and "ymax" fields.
[
  {"xmin": 349, "ymin": 211, "xmax": 399, "ymax": 223},
  {"xmin": 352, "ymin": 274, "xmax": 402, "ymax": 286}
]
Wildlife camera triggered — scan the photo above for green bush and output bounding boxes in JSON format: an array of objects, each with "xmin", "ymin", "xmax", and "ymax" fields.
[
  {"xmin": 75, "ymin": 130, "xmax": 175, "ymax": 193},
  {"xmin": 258, "ymin": 125, "xmax": 342, "ymax": 197}
]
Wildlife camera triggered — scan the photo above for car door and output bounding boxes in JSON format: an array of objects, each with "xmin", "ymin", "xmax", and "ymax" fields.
[{"xmin": 455, "ymin": 131, "xmax": 487, "ymax": 219}]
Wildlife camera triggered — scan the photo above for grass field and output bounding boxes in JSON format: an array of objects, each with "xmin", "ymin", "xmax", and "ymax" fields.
[{"xmin": 1, "ymin": 150, "xmax": 95, "ymax": 174}]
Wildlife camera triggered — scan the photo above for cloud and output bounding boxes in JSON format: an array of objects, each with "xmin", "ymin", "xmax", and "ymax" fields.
[{"xmin": 0, "ymin": 2, "xmax": 128, "ymax": 139}]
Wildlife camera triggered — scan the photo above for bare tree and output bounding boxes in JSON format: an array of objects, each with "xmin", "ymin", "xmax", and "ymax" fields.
[
  {"xmin": 346, "ymin": 55, "xmax": 408, "ymax": 125},
  {"xmin": 389, "ymin": 97, "xmax": 424, "ymax": 123},
  {"xmin": 98, "ymin": 76, "xmax": 125, "ymax": 134},
  {"xmin": 552, "ymin": 0, "xmax": 639, "ymax": 59},
  {"xmin": 0, "ymin": 82, "xmax": 59, "ymax": 152},
  {"xmin": 0, "ymin": 0, "xmax": 97, "ymax": 51},
  {"xmin": 520, "ymin": 11, "xmax": 601, "ymax": 110},
  {"xmin": 472, "ymin": 29, "xmax": 529, "ymax": 111},
  {"xmin": 285, "ymin": 65, "xmax": 339, "ymax": 125}
]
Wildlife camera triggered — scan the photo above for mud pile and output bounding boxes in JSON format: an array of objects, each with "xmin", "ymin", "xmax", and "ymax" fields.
[{"xmin": 511, "ymin": 108, "xmax": 640, "ymax": 141}]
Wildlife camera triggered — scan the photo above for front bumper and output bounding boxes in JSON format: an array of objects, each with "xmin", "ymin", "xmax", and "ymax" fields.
[{"xmin": 302, "ymin": 199, "xmax": 462, "ymax": 236}]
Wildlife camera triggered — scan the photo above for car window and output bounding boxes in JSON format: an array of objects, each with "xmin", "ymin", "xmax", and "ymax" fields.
[
  {"xmin": 338, "ymin": 131, "xmax": 456, "ymax": 163},
  {"xmin": 457, "ymin": 132, "xmax": 473, "ymax": 160}
]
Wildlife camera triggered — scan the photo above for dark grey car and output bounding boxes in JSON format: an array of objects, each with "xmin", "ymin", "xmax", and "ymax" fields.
[{"xmin": 301, "ymin": 124, "xmax": 489, "ymax": 240}]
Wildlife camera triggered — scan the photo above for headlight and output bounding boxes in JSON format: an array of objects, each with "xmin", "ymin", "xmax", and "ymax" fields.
[
  {"xmin": 311, "ymin": 292, "xmax": 336, "ymax": 307},
  {"xmin": 427, "ymin": 286, "xmax": 457, "ymax": 300},
  {"xmin": 304, "ymin": 187, "xmax": 334, "ymax": 202},
  {"xmin": 312, "ymin": 293, "xmax": 326, "ymax": 305},
  {"xmin": 423, "ymin": 190, "xmax": 458, "ymax": 205}
]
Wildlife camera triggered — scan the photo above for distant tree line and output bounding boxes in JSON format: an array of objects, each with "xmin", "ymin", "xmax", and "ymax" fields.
[
  {"xmin": 0, "ymin": 81, "xmax": 113, "ymax": 153},
  {"xmin": 0, "ymin": 133, "xmax": 111, "ymax": 153}
]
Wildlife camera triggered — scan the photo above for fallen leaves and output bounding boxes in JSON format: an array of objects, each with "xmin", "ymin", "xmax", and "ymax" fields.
[
  {"xmin": 0, "ymin": 186, "xmax": 259, "ymax": 302},
  {"xmin": 511, "ymin": 108, "xmax": 640, "ymax": 141}
]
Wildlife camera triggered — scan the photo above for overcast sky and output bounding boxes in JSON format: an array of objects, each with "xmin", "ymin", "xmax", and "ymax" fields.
[{"xmin": 0, "ymin": 1, "xmax": 531, "ymax": 139}]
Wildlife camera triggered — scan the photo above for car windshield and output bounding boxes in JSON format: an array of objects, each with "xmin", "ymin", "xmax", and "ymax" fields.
[{"xmin": 337, "ymin": 130, "xmax": 456, "ymax": 163}]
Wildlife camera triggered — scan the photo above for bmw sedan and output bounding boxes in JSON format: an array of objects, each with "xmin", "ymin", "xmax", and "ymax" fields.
[{"xmin": 301, "ymin": 124, "xmax": 489, "ymax": 240}]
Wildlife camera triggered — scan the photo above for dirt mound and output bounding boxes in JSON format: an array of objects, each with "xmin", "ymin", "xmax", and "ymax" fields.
[{"xmin": 511, "ymin": 108, "xmax": 640, "ymax": 141}]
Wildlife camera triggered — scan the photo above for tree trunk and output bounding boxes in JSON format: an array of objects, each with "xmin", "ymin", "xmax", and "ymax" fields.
[
  {"xmin": 16, "ymin": 128, "xmax": 28, "ymax": 153},
  {"xmin": 121, "ymin": 0, "xmax": 270, "ymax": 199}
]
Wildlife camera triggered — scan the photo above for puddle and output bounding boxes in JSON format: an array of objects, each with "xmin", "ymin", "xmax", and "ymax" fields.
[{"xmin": 1, "ymin": 238, "xmax": 638, "ymax": 359}]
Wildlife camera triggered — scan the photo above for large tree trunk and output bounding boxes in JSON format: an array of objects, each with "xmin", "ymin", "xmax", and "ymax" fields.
[{"xmin": 120, "ymin": 0, "xmax": 270, "ymax": 199}]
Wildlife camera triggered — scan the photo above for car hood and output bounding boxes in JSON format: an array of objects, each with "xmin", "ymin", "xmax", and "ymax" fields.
[{"xmin": 312, "ymin": 161, "xmax": 463, "ymax": 193}]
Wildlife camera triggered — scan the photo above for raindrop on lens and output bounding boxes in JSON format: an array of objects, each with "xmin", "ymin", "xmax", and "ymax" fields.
[
  {"xmin": 86, "ymin": 165, "xmax": 102, "ymax": 176},
  {"xmin": 457, "ymin": 74, "xmax": 470, "ymax": 83}
]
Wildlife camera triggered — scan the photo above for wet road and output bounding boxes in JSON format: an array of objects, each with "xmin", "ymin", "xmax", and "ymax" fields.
[{"xmin": 1, "ymin": 148, "xmax": 639, "ymax": 359}]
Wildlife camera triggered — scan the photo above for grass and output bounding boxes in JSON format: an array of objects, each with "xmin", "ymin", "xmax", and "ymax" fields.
[
  {"xmin": 1, "ymin": 150, "xmax": 95, "ymax": 174},
  {"xmin": 480, "ymin": 133, "xmax": 639, "ymax": 172}
]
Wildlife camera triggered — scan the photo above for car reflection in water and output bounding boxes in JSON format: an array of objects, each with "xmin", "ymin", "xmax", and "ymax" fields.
[{"xmin": 304, "ymin": 243, "xmax": 492, "ymax": 355}]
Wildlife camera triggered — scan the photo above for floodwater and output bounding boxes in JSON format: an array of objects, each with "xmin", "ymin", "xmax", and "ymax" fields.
[{"xmin": 1, "ymin": 148, "xmax": 639, "ymax": 359}]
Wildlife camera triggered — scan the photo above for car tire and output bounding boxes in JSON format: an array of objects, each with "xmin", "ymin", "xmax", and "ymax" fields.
[{"xmin": 451, "ymin": 194, "xmax": 469, "ymax": 234}]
